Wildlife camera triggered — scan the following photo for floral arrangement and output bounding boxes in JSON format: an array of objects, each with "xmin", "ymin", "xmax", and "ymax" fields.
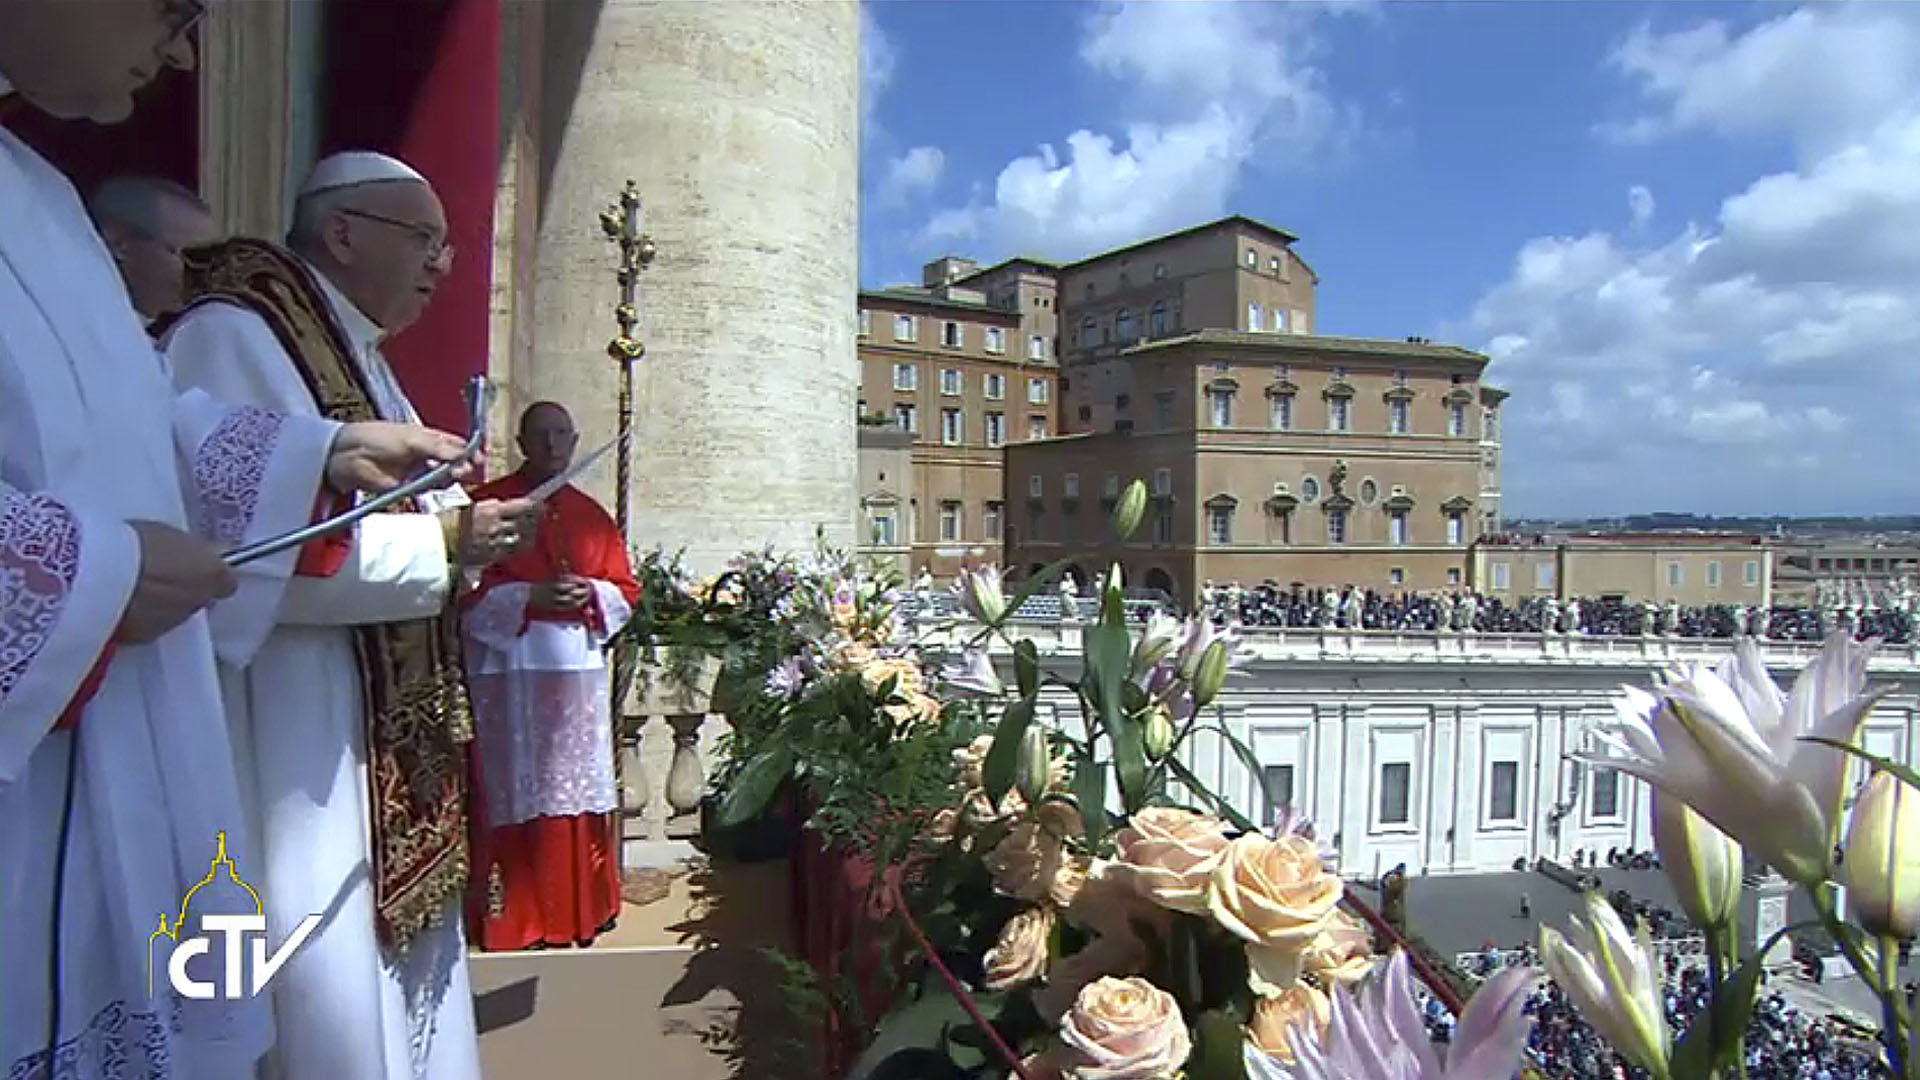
[
  {"xmin": 1530, "ymin": 628, "xmax": 1920, "ymax": 1080},
  {"xmin": 615, "ymin": 543, "xmax": 806, "ymax": 716},
  {"xmin": 846, "ymin": 484, "xmax": 1546, "ymax": 1080}
]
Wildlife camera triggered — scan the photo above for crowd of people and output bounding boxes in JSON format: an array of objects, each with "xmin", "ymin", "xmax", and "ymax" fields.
[
  {"xmin": 1199, "ymin": 581, "xmax": 1917, "ymax": 644},
  {"xmin": 1421, "ymin": 957, "xmax": 1888, "ymax": 1078}
]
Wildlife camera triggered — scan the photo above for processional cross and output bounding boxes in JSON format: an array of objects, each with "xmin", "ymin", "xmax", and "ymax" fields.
[{"xmin": 598, "ymin": 179, "xmax": 657, "ymax": 539}]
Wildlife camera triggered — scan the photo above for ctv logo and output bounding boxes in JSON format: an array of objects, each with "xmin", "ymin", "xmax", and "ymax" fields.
[{"xmin": 147, "ymin": 831, "xmax": 323, "ymax": 1001}]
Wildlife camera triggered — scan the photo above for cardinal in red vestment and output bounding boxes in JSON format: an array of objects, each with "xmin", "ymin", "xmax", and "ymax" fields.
[{"xmin": 461, "ymin": 402, "xmax": 639, "ymax": 950}]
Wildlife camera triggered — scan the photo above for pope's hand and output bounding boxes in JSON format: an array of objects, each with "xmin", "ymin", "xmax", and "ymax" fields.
[
  {"xmin": 459, "ymin": 498, "xmax": 540, "ymax": 566},
  {"xmin": 116, "ymin": 520, "xmax": 238, "ymax": 644},
  {"xmin": 326, "ymin": 422, "xmax": 478, "ymax": 495}
]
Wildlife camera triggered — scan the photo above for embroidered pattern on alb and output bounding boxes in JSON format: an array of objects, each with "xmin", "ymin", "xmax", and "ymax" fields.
[
  {"xmin": 191, "ymin": 405, "xmax": 285, "ymax": 546},
  {"xmin": 0, "ymin": 491, "xmax": 83, "ymax": 704},
  {"xmin": 468, "ymin": 670, "xmax": 619, "ymax": 825},
  {"xmin": 4, "ymin": 1000, "xmax": 172, "ymax": 1080}
]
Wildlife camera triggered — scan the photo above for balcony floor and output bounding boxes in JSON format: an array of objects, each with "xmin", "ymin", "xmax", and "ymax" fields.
[{"xmin": 471, "ymin": 857, "xmax": 795, "ymax": 1080}]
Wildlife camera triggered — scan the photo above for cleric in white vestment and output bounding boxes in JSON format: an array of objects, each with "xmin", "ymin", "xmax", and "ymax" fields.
[
  {"xmin": 161, "ymin": 152, "xmax": 538, "ymax": 1080},
  {"xmin": 0, "ymin": 8, "xmax": 478, "ymax": 1080}
]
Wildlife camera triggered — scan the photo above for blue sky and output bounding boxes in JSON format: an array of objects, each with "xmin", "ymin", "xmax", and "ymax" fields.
[{"xmin": 858, "ymin": 0, "xmax": 1920, "ymax": 520}]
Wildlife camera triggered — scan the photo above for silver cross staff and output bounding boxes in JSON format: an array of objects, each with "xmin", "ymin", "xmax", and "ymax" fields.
[{"xmin": 222, "ymin": 375, "xmax": 495, "ymax": 567}]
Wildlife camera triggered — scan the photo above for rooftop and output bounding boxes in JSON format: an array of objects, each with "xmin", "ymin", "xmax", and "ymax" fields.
[
  {"xmin": 949, "ymin": 215, "xmax": 1306, "ymax": 287},
  {"xmin": 858, "ymin": 286, "xmax": 1017, "ymax": 318},
  {"xmin": 1122, "ymin": 328, "xmax": 1489, "ymax": 365}
]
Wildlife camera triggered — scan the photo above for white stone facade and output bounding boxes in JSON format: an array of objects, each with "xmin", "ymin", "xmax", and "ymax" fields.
[{"xmin": 990, "ymin": 628, "xmax": 1920, "ymax": 878}]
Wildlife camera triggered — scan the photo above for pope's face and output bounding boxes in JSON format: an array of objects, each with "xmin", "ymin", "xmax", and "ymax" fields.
[
  {"xmin": 328, "ymin": 180, "xmax": 453, "ymax": 335},
  {"xmin": 0, "ymin": 0, "xmax": 199, "ymax": 123}
]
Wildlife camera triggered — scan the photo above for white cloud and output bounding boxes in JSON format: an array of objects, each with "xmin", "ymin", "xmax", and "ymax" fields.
[
  {"xmin": 1463, "ymin": 3, "xmax": 1920, "ymax": 516},
  {"xmin": 917, "ymin": 0, "xmax": 1363, "ymax": 261},
  {"xmin": 876, "ymin": 145, "xmax": 945, "ymax": 206},
  {"xmin": 1627, "ymin": 184, "xmax": 1655, "ymax": 230},
  {"xmin": 860, "ymin": 2, "xmax": 897, "ymax": 145}
]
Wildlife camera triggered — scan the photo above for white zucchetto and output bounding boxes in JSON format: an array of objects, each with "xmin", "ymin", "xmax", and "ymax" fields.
[{"xmin": 298, "ymin": 151, "xmax": 429, "ymax": 197}]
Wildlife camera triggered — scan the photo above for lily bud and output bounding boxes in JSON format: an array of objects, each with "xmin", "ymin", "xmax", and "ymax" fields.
[
  {"xmin": 1651, "ymin": 791, "xmax": 1742, "ymax": 930},
  {"xmin": 1192, "ymin": 640, "xmax": 1228, "ymax": 708},
  {"xmin": 1112, "ymin": 479, "xmax": 1148, "ymax": 540},
  {"xmin": 1143, "ymin": 705, "xmax": 1176, "ymax": 761},
  {"xmin": 953, "ymin": 566, "xmax": 1007, "ymax": 624},
  {"xmin": 1016, "ymin": 726, "xmax": 1052, "ymax": 805},
  {"xmin": 1174, "ymin": 617, "xmax": 1218, "ymax": 681},
  {"xmin": 1130, "ymin": 613, "xmax": 1183, "ymax": 678},
  {"xmin": 1846, "ymin": 770, "xmax": 1920, "ymax": 940},
  {"xmin": 1541, "ymin": 892, "xmax": 1671, "ymax": 1077}
]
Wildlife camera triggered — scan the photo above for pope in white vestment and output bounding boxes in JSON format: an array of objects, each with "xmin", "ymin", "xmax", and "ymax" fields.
[
  {"xmin": 0, "ymin": 93, "xmax": 466, "ymax": 1080},
  {"xmin": 161, "ymin": 153, "xmax": 535, "ymax": 1080}
]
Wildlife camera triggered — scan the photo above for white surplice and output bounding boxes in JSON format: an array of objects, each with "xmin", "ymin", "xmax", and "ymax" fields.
[
  {"xmin": 0, "ymin": 103, "xmax": 339, "ymax": 1078},
  {"xmin": 160, "ymin": 268, "xmax": 479, "ymax": 1080}
]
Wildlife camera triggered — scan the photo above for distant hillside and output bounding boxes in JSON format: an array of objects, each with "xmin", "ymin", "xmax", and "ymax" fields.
[{"xmin": 1504, "ymin": 513, "xmax": 1920, "ymax": 538}]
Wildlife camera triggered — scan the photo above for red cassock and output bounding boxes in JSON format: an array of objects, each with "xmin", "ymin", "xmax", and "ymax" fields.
[{"xmin": 458, "ymin": 469, "xmax": 640, "ymax": 951}]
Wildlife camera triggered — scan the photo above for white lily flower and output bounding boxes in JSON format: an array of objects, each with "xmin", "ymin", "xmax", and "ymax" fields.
[
  {"xmin": 1581, "ymin": 631, "xmax": 1888, "ymax": 885},
  {"xmin": 1650, "ymin": 791, "xmax": 1742, "ymax": 931},
  {"xmin": 1540, "ymin": 892, "xmax": 1671, "ymax": 1078}
]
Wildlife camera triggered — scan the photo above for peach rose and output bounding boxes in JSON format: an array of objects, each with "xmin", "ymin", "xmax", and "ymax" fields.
[
  {"xmin": 1246, "ymin": 983, "xmax": 1331, "ymax": 1063},
  {"xmin": 983, "ymin": 905, "xmax": 1056, "ymax": 991},
  {"xmin": 1063, "ymin": 859, "xmax": 1154, "ymax": 940},
  {"xmin": 963, "ymin": 787, "xmax": 1027, "ymax": 829},
  {"xmin": 986, "ymin": 814, "xmax": 1072, "ymax": 902},
  {"xmin": 1057, "ymin": 976, "xmax": 1192, "ymax": 1080},
  {"xmin": 955, "ymin": 735, "xmax": 995, "ymax": 790},
  {"xmin": 1298, "ymin": 907, "xmax": 1375, "ymax": 988},
  {"xmin": 1034, "ymin": 933, "xmax": 1150, "ymax": 1023},
  {"xmin": 1111, "ymin": 807, "xmax": 1230, "ymax": 915},
  {"xmin": 1206, "ymin": 833, "xmax": 1343, "ymax": 992},
  {"xmin": 862, "ymin": 656, "xmax": 925, "ymax": 699},
  {"xmin": 832, "ymin": 640, "xmax": 876, "ymax": 671}
]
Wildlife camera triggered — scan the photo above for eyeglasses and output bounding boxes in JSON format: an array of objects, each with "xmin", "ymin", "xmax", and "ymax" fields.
[
  {"xmin": 338, "ymin": 208, "xmax": 455, "ymax": 264},
  {"xmin": 160, "ymin": 0, "xmax": 206, "ymax": 42}
]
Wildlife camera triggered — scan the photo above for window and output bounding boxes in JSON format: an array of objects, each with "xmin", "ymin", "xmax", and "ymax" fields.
[
  {"xmin": 1064, "ymin": 473, "xmax": 1080, "ymax": 498},
  {"xmin": 893, "ymin": 314, "xmax": 917, "ymax": 342},
  {"xmin": 1028, "ymin": 379, "xmax": 1049, "ymax": 404},
  {"xmin": 1273, "ymin": 309, "xmax": 1289, "ymax": 331},
  {"xmin": 984, "ymin": 501, "xmax": 1003, "ymax": 541},
  {"xmin": 1535, "ymin": 563, "xmax": 1555, "ymax": 590},
  {"xmin": 1744, "ymin": 560, "xmax": 1760, "ymax": 586},
  {"xmin": 984, "ymin": 373, "xmax": 1005, "ymax": 399},
  {"xmin": 893, "ymin": 403, "xmax": 917, "ymax": 432},
  {"xmin": 1208, "ymin": 388, "xmax": 1233, "ymax": 427},
  {"xmin": 1328, "ymin": 508, "xmax": 1347, "ymax": 544},
  {"xmin": 858, "ymin": 309, "xmax": 871, "ymax": 337},
  {"xmin": 1116, "ymin": 308, "xmax": 1134, "ymax": 340},
  {"xmin": 940, "ymin": 407, "xmax": 961, "ymax": 444},
  {"xmin": 1667, "ymin": 562, "xmax": 1684, "ymax": 587},
  {"xmin": 939, "ymin": 501, "xmax": 961, "ymax": 541},
  {"xmin": 1329, "ymin": 398, "xmax": 1352, "ymax": 432},
  {"xmin": 1261, "ymin": 765, "xmax": 1296, "ymax": 826},
  {"xmin": 1270, "ymin": 393, "xmax": 1293, "ymax": 431},
  {"xmin": 1153, "ymin": 262, "xmax": 1167, "ymax": 280},
  {"xmin": 868, "ymin": 511, "xmax": 896, "ymax": 546},
  {"xmin": 1028, "ymin": 474, "xmax": 1043, "ymax": 497},
  {"xmin": 1591, "ymin": 767, "xmax": 1620, "ymax": 818},
  {"xmin": 985, "ymin": 411, "xmax": 1006, "ymax": 447},
  {"xmin": 1389, "ymin": 511, "xmax": 1408, "ymax": 546},
  {"xmin": 1245, "ymin": 249, "xmax": 1258, "ymax": 268},
  {"xmin": 1379, "ymin": 763, "xmax": 1411, "ymax": 825},
  {"xmin": 1269, "ymin": 255, "xmax": 1282, "ymax": 274},
  {"xmin": 984, "ymin": 327, "xmax": 1005, "ymax": 354},
  {"xmin": 1491, "ymin": 562, "xmax": 1511, "ymax": 590},
  {"xmin": 1300, "ymin": 476, "xmax": 1320, "ymax": 503},
  {"xmin": 942, "ymin": 321, "xmax": 963, "ymax": 348},
  {"xmin": 1155, "ymin": 392, "xmax": 1175, "ymax": 429},
  {"xmin": 1447, "ymin": 567, "xmax": 1463, "ymax": 586},
  {"xmin": 1446, "ymin": 513, "xmax": 1465, "ymax": 546},
  {"xmin": 893, "ymin": 363, "xmax": 917, "ymax": 391},
  {"xmin": 1488, "ymin": 761, "xmax": 1519, "ymax": 822},
  {"xmin": 1153, "ymin": 468, "xmax": 1172, "ymax": 495},
  {"xmin": 1484, "ymin": 409, "xmax": 1500, "ymax": 442},
  {"xmin": 1154, "ymin": 508, "xmax": 1174, "ymax": 542},
  {"xmin": 1449, "ymin": 402, "xmax": 1467, "ymax": 437},
  {"xmin": 1706, "ymin": 561, "xmax": 1722, "ymax": 588},
  {"xmin": 1149, "ymin": 301, "xmax": 1168, "ymax": 337},
  {"xmin": 1028, "ymin": 415, "xmax": 1048, "ymax": 440},
  {"xmin": 1208, "ymin": 504, "xmax": 1233, "ymax": 545},
  {"xmin": 1028, "ymin": 334, "xmax": 1047, "ymax": 361},
  {"xmin": 940, "ymin": 368, "xmax": 962, "ymax": 395},
  {"xmin": 1389, "ymin": 399, "xmax": 1410, "ymax": 434},
  {"xmin": 1247, "ymin": 303, "xmax": 1263, "ymax": 331},
  {"xmin": 1030, "ymin": 509, "xmax": 1046, "ymax": 542},
  {"xmin": 1292, "ymin": 309, "xmax": 1310, "ymax": 335}
]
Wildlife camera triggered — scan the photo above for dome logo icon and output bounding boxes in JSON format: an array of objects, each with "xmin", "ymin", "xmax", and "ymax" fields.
[{"xmin": 147, "ymin": 831, "xmax": 324, "ymax": 1001}]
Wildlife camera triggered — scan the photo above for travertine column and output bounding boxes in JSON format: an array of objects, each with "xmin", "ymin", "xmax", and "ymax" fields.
[{"xmin": 528, "ymin": 0, "xmax": 860, "ymax": 571}]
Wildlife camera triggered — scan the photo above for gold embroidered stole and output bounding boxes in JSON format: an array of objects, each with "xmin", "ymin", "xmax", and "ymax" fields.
[{"xmin": 170, "ymin": 238, "xmax": 473, "ymax": 955}]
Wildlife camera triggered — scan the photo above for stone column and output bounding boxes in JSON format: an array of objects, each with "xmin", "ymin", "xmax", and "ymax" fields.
[{"xmin": 527, "ymin": 0, "xmax": 860, "ymax": 571}]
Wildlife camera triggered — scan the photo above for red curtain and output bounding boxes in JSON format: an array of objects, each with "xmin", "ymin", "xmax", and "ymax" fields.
[
  {"xmin": 319, "ymin": 0, "xmax": 502, "ymax": 434},
  {"xmin": 0, "ymin": 66, "xmax": 198, "ymax": 197}
]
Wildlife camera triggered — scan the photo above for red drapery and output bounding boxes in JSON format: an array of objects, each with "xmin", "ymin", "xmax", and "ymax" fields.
[
  {"xmin": 319, "ymin": 0, "xmax": 501, "ymax": 434},
  {"xmin": 0, "ymin": 66, "xmax": 198, "ymax": 197}
]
